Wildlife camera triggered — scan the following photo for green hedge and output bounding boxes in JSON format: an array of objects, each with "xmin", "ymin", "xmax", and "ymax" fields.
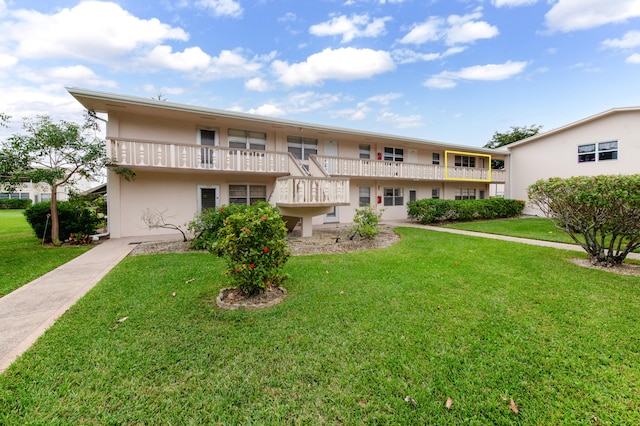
[
  {"xmin": 407, "ymin": 198, "xmax": 525, "ymax": 224},
  {"xmin": 0, "ymin": 198, "xmax": 33, "ymax": 209},
  {"xmin": 24, "ymin": 201, "xmax": 101, "ymax": 243}
]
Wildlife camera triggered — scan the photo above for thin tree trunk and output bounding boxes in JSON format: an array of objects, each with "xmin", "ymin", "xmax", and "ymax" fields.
[{"xmin": 50, "ymin": 184, "xmax": 61, "ymax": 246}]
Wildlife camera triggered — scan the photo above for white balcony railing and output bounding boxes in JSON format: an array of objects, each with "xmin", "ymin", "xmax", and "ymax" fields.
[
  {"xmin": 109, "ymin": 138, "xmax": 291, "ymax": 174},
  {"xmin": 314, "ymin": 156, "xmax": 506, "ymax": 183},
  {"xmin": 271, "ymin": 177, "xmax": 350, "ymax": 207}
]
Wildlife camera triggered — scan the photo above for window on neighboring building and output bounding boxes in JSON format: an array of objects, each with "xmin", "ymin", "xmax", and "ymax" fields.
[
  {"xmin": 578, "ymin": 143, "xmax": 596, "ymax": 162},
  {"xmin": 359, "ymin": 186, "xmax": 371, "ymax": 207},
  {"xmin": 383, "ymin": 147, "xmax": 404, "ymax": 162},
  {"xmin": 383, "ymin": 187, "xmax": 403, "ymax": 206},
  {"xmin": 359, "ymin": 144, "xmax": 371, "ymax": 159},
  {"xmin": 431, "ymin": 188, "xmax": 440, "ymax": 199},
  {"xmin": 0, "ymin": 192, "xmax": 29, "ymax": 199},
  {"xmin": 228, "ymin": 129, "xmax": 266, "ymax": 150},
  {"xmin": 432, "ymin": 153, "xmax": 440, "ymax": 165},
  {"xmin": 578, "ymin": 141, "xmax": 618, "ymax": 163},
  {"xmin": 598, "ymin": 141, "xmax": 618, "ymax": 161},
  {"xmin": 454, "ymin": 155, "xmax": 475, "ymax": 167},
  {"xmin": 454, "ymin": 188, "xmax": 476, "ymax": 200},
  {"xmin": 229, "ymin": 184, "xmax": 267, "ymax": 205}
]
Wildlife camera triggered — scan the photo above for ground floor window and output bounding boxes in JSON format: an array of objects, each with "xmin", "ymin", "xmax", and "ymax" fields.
[
  {"xmin": 229, "ymin": 184, "xmax": 267, "ymax": 205},
  {"xmin": 431, "ymin": 188, "xmax": 440, "ymax": 199},
  {"xmin": 383, "ymin": 187, "xmax": 403, "ymax": 206},
  {"xmin": 455, "ymin": 188, "xmax": 476, "ymax": 200},
  {"xmin": 409, "ymin": 189, "xmax": 417, "ymax": 202},
  {"xmin": 0, "ymin": 192, "xmax": 29, "ymax": 199},
  {"xmin": 198, "ymin": 186, "xmax": 218, "ymax": 211},
  {"xmin": 359, "ymin": 186, "xmax": 371, "ymax": 207}
]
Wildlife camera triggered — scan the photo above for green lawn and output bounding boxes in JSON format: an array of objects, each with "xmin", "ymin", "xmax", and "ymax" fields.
[
  {"xmin": 442, "ymin": 217, "xmax": 577, "ymax": 244},
  {"xmin": 1, "ymin": 228, "xmax": 639, "ymax": 424},
  {"xmin": 0, "ymin": 210, "xmax": 92, "ymax": 297}
]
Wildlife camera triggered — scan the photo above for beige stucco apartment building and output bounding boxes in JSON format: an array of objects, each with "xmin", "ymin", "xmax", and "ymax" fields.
[
  {"xmin": 68, "ymin": 88, "xmax": 510, "ymax": 238},
  {"xmin": 506, "ymin": 107, "xmax": 640, "ymax": 215}
]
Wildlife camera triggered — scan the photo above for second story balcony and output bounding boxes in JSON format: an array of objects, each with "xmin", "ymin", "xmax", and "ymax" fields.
[
  {"xmin": 313, "ymin": 155, "xmax": 506, "ymax": 183},
  {"xmin": 109, "ymin": 138, "xmax": 295, "ymax": 175}
]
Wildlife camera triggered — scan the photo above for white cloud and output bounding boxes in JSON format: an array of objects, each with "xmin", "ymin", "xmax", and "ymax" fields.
[
  {"xmin": 246, "ymin": 104, "xmax": 286, "ymax": 117},
  {"xmin": 399, "ymin": 11, "xmax": 498, "ymax": 46},
  {"xmin": 199, "ymin": 49, "xmax": 270, "ymax": 79},
  {"xmin": 424, "ymin": 60, "xmax": 528, "ymax": 88},
  {"xmin": 196, "ymin": 0, "xmax": 242, "ymax": 18},
  {"xmin": 602, "ymin": 30, "xmax": 640, "ymax": 49},
  {"xmin": 366, "ymin": 93, "xmax": 403, "ymax": 105},
  {"xmin": 143, "ymin": 45, "xmax": 211, "ymax": 72},
  {"xmin": 377, "ymin": 111, "xmax": 423, "ymax": 128},
  {"xmin": 1, "ymin": 1, "xmax": 188, "ymax": 62},
  {"xmin": 245, "ymin": 77, "xmax": 271, "ymax": 91},
  {"xmin": 392, "ymin": 46, "xmax": 466, "ymax": 64},
  {"xmin": 627, "ymin": 53, "xmax": 640, "ymax": 63},
  {"xmin": 272, "ymin": 47, "xmax": 395, "ymax": 86},
  {"xmin": 492, "ymin": 0, "xmax": 538, "ymax": 6},
  {"xmin": 545, "ymin": 0, "xmax": 640, "ymax": 32},
  {"xmin": 0, "ymin": 53, "xmax": 17, "ymax": 68},
  {"xmin": 21, "ymin": 65, "xmax": 117, "ymax": 88},
  {"xmin": 310, "ymin": 14, "xmax": 392, "ymax": 43},
  {"xmin": 143, "ymin": 84, "xmax": 185, "ymax": 97}
]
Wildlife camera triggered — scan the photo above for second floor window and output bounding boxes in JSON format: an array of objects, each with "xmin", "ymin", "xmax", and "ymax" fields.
[
  {"xmin": 287, "ymin": 136, "xmax": 318, "ymax": 160},
  {"xmin": 384, "ymin": 147, "xmax": 404, "ymax": 162},
  {"xmin": 454, "ymin": 155, "xmax": 475, "ymax": 168},
  {"xmin": 228, "ymin": 129, "xmax": 266, "ymax": 150},
  {"xmin": 359, "ymin": 144, "xmax": 371, "ymax": 159},
  {"xmin": 432, "ymin": 153, "xmax": 440, "ymax": 165}
]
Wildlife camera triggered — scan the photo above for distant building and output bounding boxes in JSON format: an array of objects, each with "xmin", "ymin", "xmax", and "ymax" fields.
[{"xmin": 506, "ymin": 107, "xmax": 640, "ymax": 215}]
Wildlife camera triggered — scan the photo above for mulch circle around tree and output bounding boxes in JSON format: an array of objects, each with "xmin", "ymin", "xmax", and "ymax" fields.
[{"xmin": 216, "ymin": 286, "xmax": 287, "ymax": 310}]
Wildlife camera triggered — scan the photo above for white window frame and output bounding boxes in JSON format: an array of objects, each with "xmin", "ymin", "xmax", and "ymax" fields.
[
  {"xmin": 454, "ymin": 188, "xmax": 476, "ymax": 200},
  {"xmin": 228, "ymin": 129, "xmax": 266, "ymax": 150},
  {"xmin": 383, "ymin": 187, "xmax": 404, "ymax": 206},
  {"xmin": 431, "ymin": 188, "xmax": 440, "ymax": 199},
  {"xmin": 454, "ymin": 155, "xmax": 475, "ymax": 168},
  {"xmin": 384, "ymin": 147, "xmax": 404, "ymax": 162},
  {"xmin": 359, "ymin": 186, "xmax": 371, "ymax": 207},
  {"xmin": 432, "ymin": 153, "xmax": 440, "ymax": 165},
  {"xmin": 228, "ymin": 184, "xmax": 267, "ymax": 205}
]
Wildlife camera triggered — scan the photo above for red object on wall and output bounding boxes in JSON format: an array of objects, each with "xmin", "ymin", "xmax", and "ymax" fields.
[
  {"xmin": 377, "ymin": 152, "xmax": 382, "ymax": 160},
  {"xmin": 377, "ymin": 195, "xmax": 382, "ymax": 204}
]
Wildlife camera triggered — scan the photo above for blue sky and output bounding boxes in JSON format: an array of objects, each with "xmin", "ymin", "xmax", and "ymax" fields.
[{"xmin": 1, "ymin": 0, "xmax": 639, "ymax": 146}]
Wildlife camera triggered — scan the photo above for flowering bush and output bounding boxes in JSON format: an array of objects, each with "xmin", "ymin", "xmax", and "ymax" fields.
[
  {"xmin": 210, "ymin": 204, "xmax": 290, "ymax": 295},
  {"xmin": 188, "ymin": 203, "xmax": 257, "ymax": 250}
]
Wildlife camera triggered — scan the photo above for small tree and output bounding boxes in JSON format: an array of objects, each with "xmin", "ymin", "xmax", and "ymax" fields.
[
  {"xmin": 484, "ymin": 124, "xmax": 542, "ymax": 169},
  {"xmin": 211, "ymin": 204, "xmax": 290, "ymax": 296},
  {"xmin": 0, "ymin": 113, "xmax": 110, "ymax": 246},
  {"xmin": 528, "ymin": 175, "xmax": 640, "ymax": 266}
]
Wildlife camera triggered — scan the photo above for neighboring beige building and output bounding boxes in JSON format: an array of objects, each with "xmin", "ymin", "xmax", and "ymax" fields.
[
  {"xmin": 1, "ymin": 182, "xmax": 70, "ymax": 204},
  {"xmin": 506, "ymin": 107, "xmax": 640, "ymax": 215},
  {"xmin": 68, "ymin": 88, "xmax": 509, "ymax": 239}
]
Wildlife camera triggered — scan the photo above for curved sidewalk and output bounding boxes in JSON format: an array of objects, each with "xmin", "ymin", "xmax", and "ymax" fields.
[
  {"xmin": 0, "ymin": 235, "xmax": 179, "ymax": 374},
  {"xmin": 385, "ymin": 219, "xmax": 640, "ymax": 261}
]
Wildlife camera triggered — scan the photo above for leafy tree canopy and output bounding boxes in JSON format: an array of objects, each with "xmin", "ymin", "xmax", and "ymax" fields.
[{"xmin": 484, "ymin": 124, "xmax": 543, "ymax": 149}]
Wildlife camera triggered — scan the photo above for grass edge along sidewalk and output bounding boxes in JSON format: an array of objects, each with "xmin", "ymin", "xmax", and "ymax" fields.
[
  {"xmin": 0, "ymin": 210, "xmax": 92, "ymax": 297},
  {"xmin": 1, "ymin": 227, "xmax": 639, "ymax": 424}
]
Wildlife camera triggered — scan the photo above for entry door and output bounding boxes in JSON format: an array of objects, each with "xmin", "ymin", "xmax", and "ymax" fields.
[
  {"xmin": 199, "ymin": 129, "xmax": 217, "ymax": 167},
  {"xmin": 198, "ymin": 186, "xmax": 219, "ymax": 211},
  {"xmin": 324, "ymin": 141, "xmax": 338, "ymax": 174}
]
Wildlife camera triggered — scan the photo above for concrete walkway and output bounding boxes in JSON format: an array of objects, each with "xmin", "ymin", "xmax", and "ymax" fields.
[
  {"xmin": 1, "ymin": 222, "xmax": 638, "ymax": 374},
  {"xmin": 385, "ymin": 219, "xmax": 640, "ymax": 261},
  {"xmin": 0, "ymin": 235, "xmax": 180, "ymax": 374}
]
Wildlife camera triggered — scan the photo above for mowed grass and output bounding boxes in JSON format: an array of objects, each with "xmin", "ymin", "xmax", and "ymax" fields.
[
  {"xmin": 1, "ymin": 228, "xmax": 640, "ymax": 424},
  {"xmin": 443, "ymin": 217, "xmax": 577, "ymax": 244},
  {"xmin": 0, "ymin": 210, "xmax": 92, "ymax": 297}
]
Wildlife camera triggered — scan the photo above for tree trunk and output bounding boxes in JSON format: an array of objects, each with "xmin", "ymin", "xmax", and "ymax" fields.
[{"xmin": 50, "ymin": 184, "xmax": 61, "ymax": 247}]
